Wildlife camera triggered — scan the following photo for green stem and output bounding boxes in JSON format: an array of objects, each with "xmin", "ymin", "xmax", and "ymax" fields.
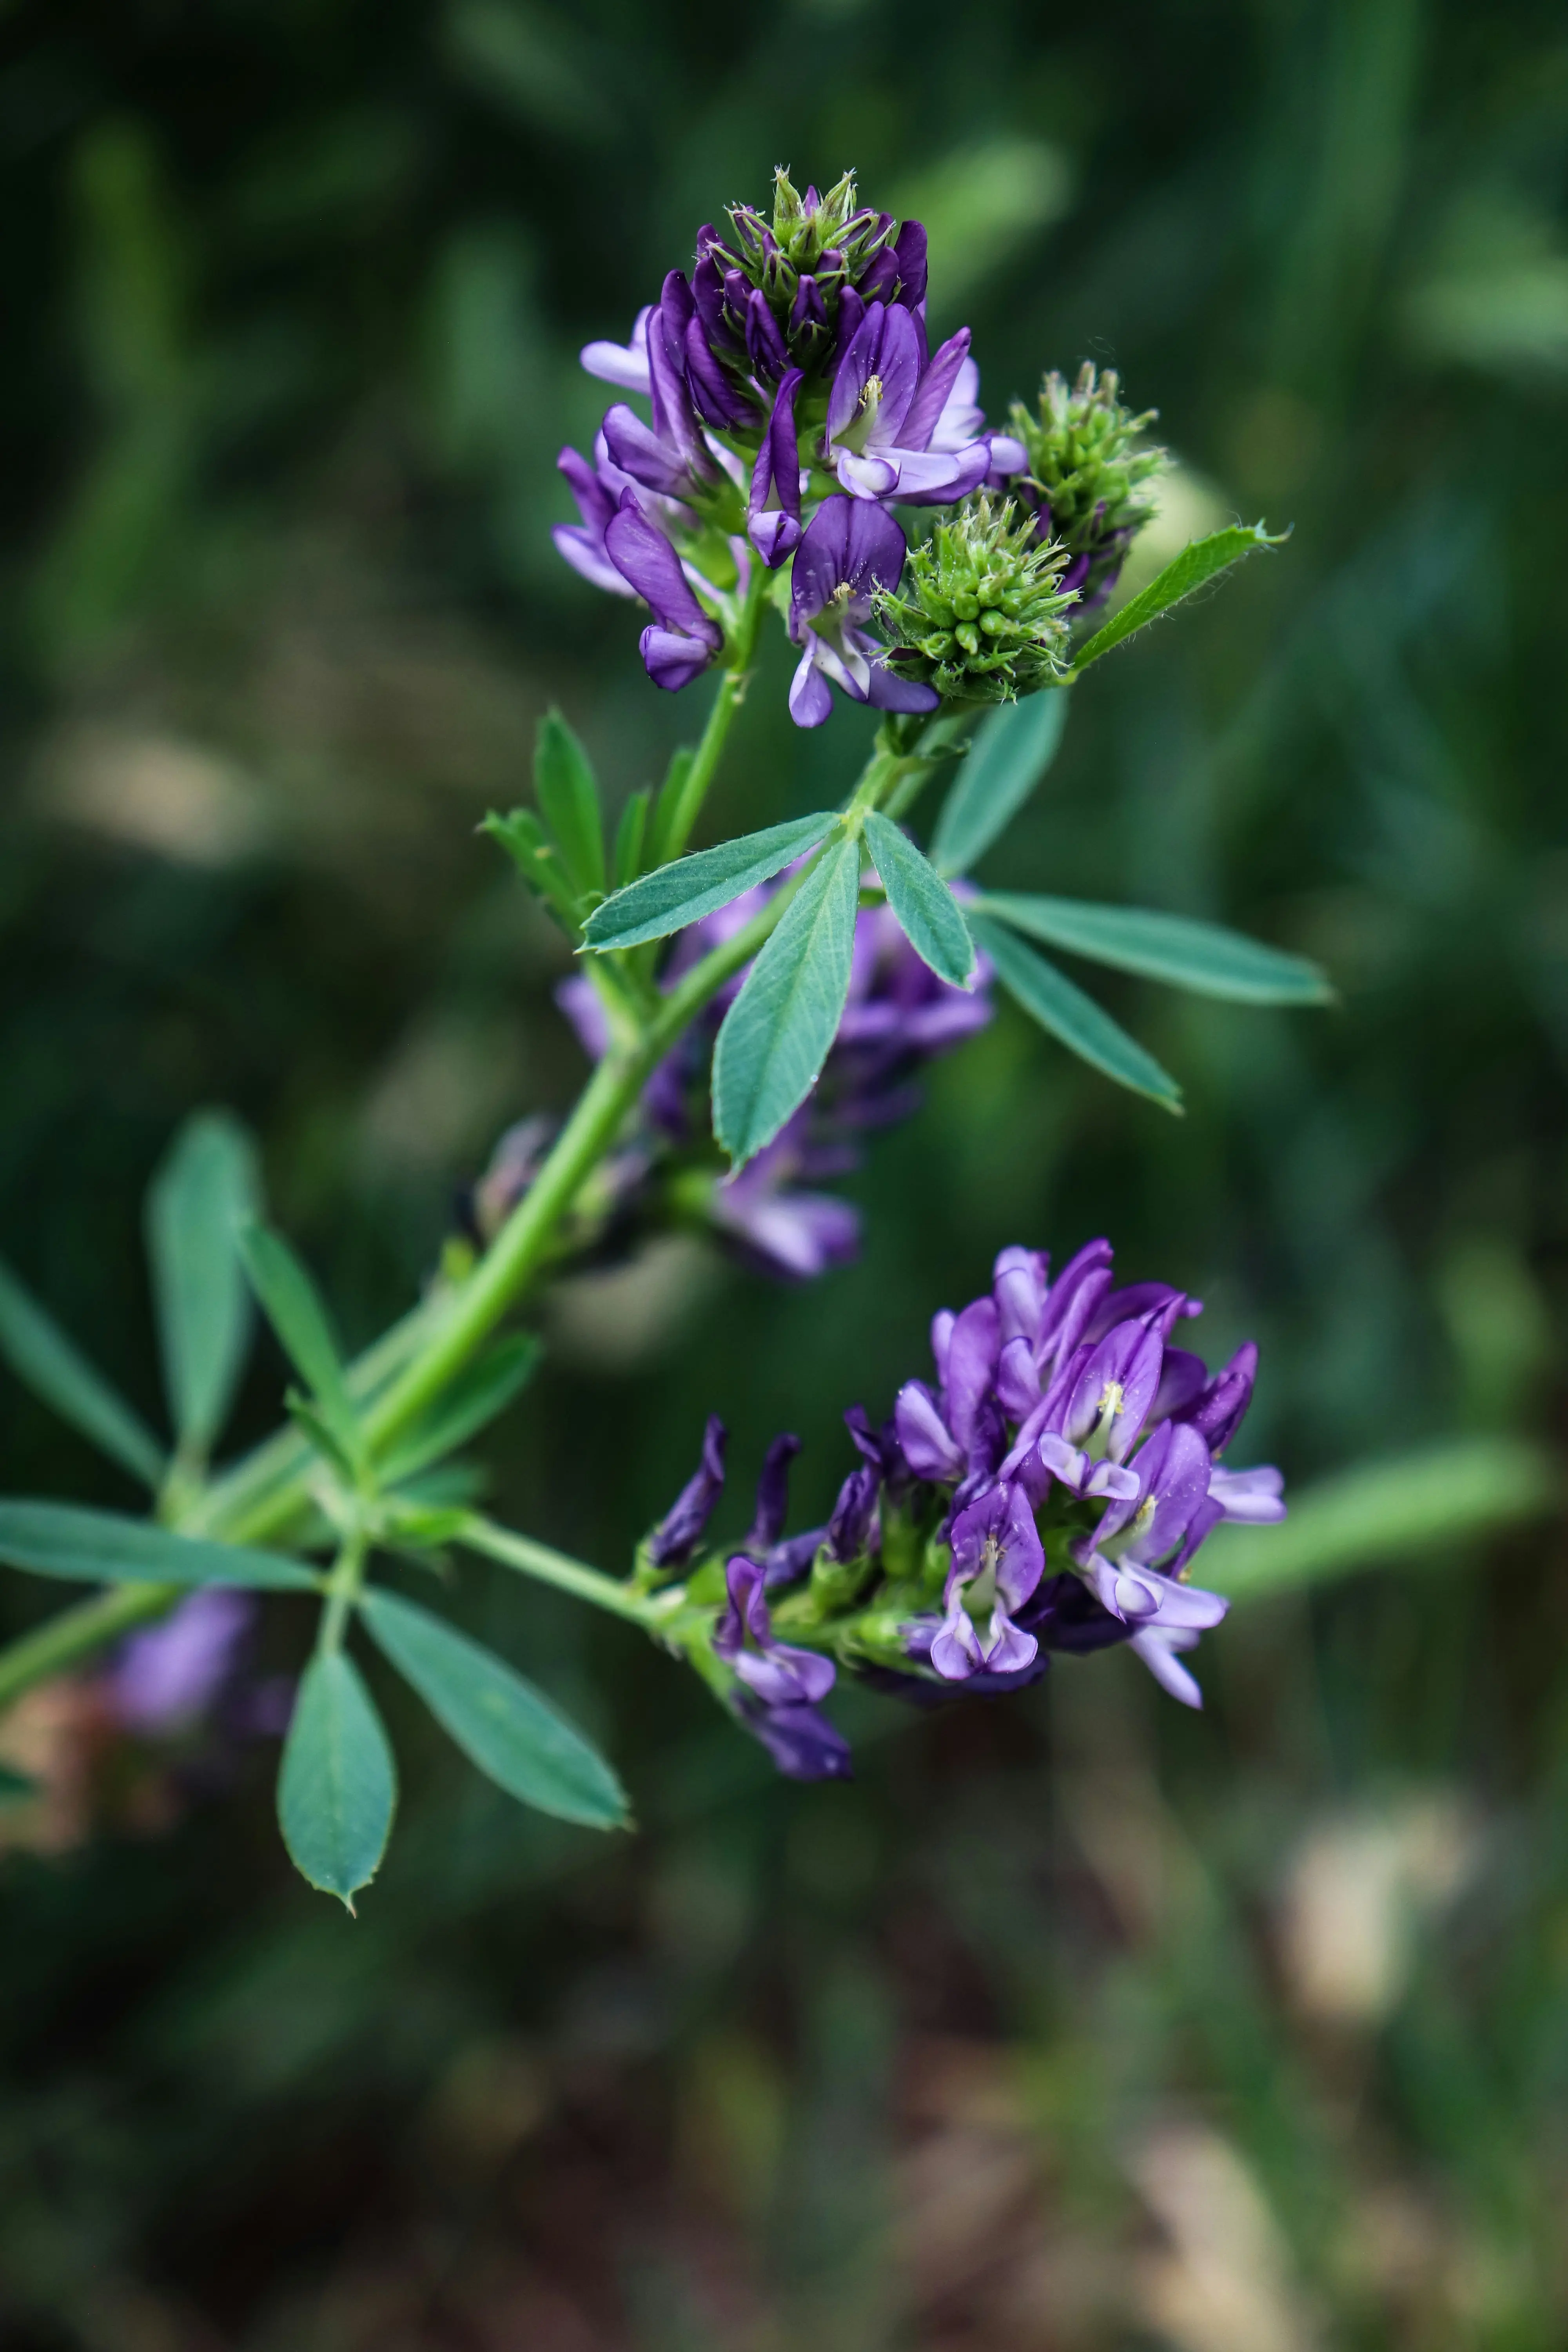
[
  {"xmin": 461, "ymin": 1516, "xmax": 670, "ymax": 1627},
  {"xmin": 319, "ymin": 1528, "xmax": 369, "ymax": 1652},
  {"xmin": 0, "ymin": 1583, "xmax": 179, "ymax": 1715},
  {"xmin": 0, "ymin": 710, "xmax": 935, "ymax": 1711},
  {"xmin": 660, "ymin": 567, "xmax": 767, "ymax": 864}
]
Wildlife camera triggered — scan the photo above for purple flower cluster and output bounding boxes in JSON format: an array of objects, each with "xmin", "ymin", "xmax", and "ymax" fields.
[
  {"xmin": 641, "ymin": 1241, "xmax": 1284, "ymax": 1778},
  {"xmin": 489, "ymin": 884, "xmax": 993, "ymax": 1283},
  {"xmin": 554, "ymin": 170, "xmax": 1029, "ymax": 725}
]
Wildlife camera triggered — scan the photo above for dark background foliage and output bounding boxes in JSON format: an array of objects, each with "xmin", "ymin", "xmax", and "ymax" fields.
[{"xmin": 2, "ymin": 0, "xmax": 1567, "ymax": 2343}]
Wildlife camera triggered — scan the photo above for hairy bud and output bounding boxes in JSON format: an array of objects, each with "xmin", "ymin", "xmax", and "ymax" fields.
[
  {"xmin": 1006, "ymin": 365, "xmax": 1167, "ymax": 610},
  {"xmin": 874, "ymin": 494, "xmax": 1076, "ymax": 704}
]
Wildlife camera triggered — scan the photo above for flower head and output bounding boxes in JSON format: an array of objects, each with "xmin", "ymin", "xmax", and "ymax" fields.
[
  {"xmin": 672, "ymin": 1239, "xmax": 1283, "ymax": 1766},
  {"xmin": 1000, "ymin": 364, "xmax": 1167, "ymax": 611},
  {"xmin": 875, "ymin": 494, "xmax": 1077, "ymax": 703}
]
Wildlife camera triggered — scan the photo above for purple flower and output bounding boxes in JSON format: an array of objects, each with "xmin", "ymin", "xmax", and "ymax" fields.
[
  {"xmin": 647, "ymin": 1415, "xmax": 726, "ymax": 1568},
  {"xmin": 709, "ymin": 1120, "xmax": 862, "ymax": 1281},
  {"xmin": 737, "ymin": 1694, "xmax": 853, "ymax": 1780},
  {"xmin": 108, "ymin": 1588, "xmax": 255, "ymax": 1733},
  {"xmin": 895, "ymin": 1295, "xmax": 1001, "ymax": 1486},
  {"xmin": 580, "ymin": 306, "xmax": 653, "ymax": 396},
  {"xmin": 788, "ymin": 495, "xmax": 939, "ymax": 729},
  {"xmin": 603, "ymin": 494, "xmax": 724, "ymax": 691},
  {"xmin": 931, "ymin": 1483, "xmax": 1045, "ymax": 1681},
  {"xmin": 823, "ymin": 306, "xmax": 993, "ymax": 506},
  {"xmin": 747, "ymin": 368, "xmax": 805, "ymax": 566},
  {"xmin": 552, "ymin": 435, "xmax": 645, "ymax": 600},
  {"xmin": 745, "ymin": 1433, "xmax": 801, "ymax": 1555},
  {"xmin": 715, "ymin": 1555, "xmax": 835, "ymax": 1706},
  {"xmin": 1207, "ymin": 1463, "xmax": 1287, "ymax": 1523},
  {"xmin": 824, "ymin": 1464, "xmax": 879, "ymax": 1563}
]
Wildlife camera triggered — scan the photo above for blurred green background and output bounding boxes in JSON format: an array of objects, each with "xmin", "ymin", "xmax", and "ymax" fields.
[{"xmin": 3, "ymin": 0, "xmax": 1568, "ymax": 2344}]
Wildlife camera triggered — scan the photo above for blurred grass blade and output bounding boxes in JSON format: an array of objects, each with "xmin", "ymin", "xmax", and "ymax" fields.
[
  {"xmin": 0, "ymin": 1256, "xmax": 166, "ymax": 1490},
  {"xmin": 864, "ymin": 812, "xmax": 977, "ymax": 989},
  {"xmin": 969, "ymin": 914, "xmax": 1183, "ymax": 1112},
  {"xmin": 377, "ymin": 1332, "xmax": 543, "ymax": 1485},
  {"xmin": 975, "ymin": 894, "xmax": 1332, "ymax": 1005},
  {"xmin": 713, "ymin": 832, "xmax": 861, "ymax": 1168},
  {"xmin": 1071, "ymin": 523, "xmax": 1284, "ymax": 672},
  {"xmin": 0, "ymin": 1500, "xmax": 318, "ymax": 1589},
  {"xmin": 1203, "ymin": 1438, "xmax": 1561, "ymax": 1600},
  {"xmin": 929, "ymin": 691, "xmax": 1069, "ymax": 877},
  {"xmin": 145, "ymin": 1110, "xmax": 261, "ymax": 1459},
  {"xmin": 534, "ymin": 710, "xmax": 604, "ymax": 895},
  {"xmin": 277, "ymin": 1653, "xmax": 396, "ymax": 1908},
  {"xmin": 583, "ymin": 813, "xmax": 839, "ymax": 952},
  {"xmin": 238, "ymin": 1225, "xmax": 362, "ymax": 1468},
  {"xmin": 360, "ymin": 1588, "xmax": 628, "ymax": 1829}
]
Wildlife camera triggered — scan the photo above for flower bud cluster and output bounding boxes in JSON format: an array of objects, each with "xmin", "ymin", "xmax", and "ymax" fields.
[
  {"xmin": 643, "ymin": 1240, "xmax": 1285, "ymax": 1777},
  {"xmin": 875, "ymin": 494, "xmax": 1077, "ymax": 703},
  {"xmin": 1004, "ymin": 365, "xmax": 1167, "ymax": 612}
]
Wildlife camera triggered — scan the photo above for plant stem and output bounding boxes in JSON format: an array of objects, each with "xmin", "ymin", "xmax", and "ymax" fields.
[
  {"xmin": 0, "ymin": 709, "xmax": 944, "ymax": 1712},
  {"xmin": 319, "ymin": 1529, "xmax": 368, "ymax": 1652},
  {"xmin": 660, "ymin": 567, "xmax": 767, "ymax": 864},
  {"xmin": 461, "ymin": 1517, "xmax": 670, "ymax": 1626},
  {"xmin": 0, "ymin": 1583, "xmax": 178, "ymax": 1714}
]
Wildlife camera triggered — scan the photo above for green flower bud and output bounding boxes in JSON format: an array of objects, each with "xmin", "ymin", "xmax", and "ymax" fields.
[
  {"xmin": 875, "ymin": 494, "xmax": 1076, "ymax": 704},
  {"xmin": 1006, "ymin": 364, "xmax": 1167, "ymax": 610}
]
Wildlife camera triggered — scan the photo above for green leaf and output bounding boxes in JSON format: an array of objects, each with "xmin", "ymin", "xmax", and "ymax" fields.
[
  {"xmin": 377, "ymin": 1332, "xmax": 542, "ymax": 1485},
  {"xmin": 481, "ymin": 808, "xmax": 584, "ymax": 934},
  {"xmin": 0, "ymin": 1500, "xmax": 319, "ymax": 1589},
  {"xmin": 145, "ymin": 1110, "xmax": 261, "ymax": 1457},
  {"xmin": 712, "ymin": 833, "xmax": 862, "ymax": 1169},
  {"xmin": 0, "ymin": 1762, "xmax": 38, "ymax": 1804},
  {"xmin": 1203, "ymin": 1438, "xmax": 1561, "ymax": 1602},
  {"xmin": 238, "ymin": 1225, "xmax": 362, "ymax": 1469},
  {"xmin": 612, "ymin": 788, "xmax": 650, "ymax": 888},
  {"xmin": 0, "ymin": 1256, "xmax": 166, "ymax": 1490},
  {"xmin": 1071, "ymin": 523, "xmax": 1285, "ymax": 672},
  {"xmin": 277, "ymin": 1652, "xmax": 396, "ymax": 1907},
  {"xmin": 534, "ymin": 710, "xmax": 605, "ymax": 895},
  {"xmin": 360, "ymin": 1587, "xmax": 627, "ymax": 1829},
  {"xmin": 929, "ymin": 691, "xmax": 1070, "ymax": 877},
  {"xmin": 583, "ymin": 813, "xmax": 840, "ymax": 953},
  {"xmin": 646, "ymin": 746, "xmax": 693, "ymax": 868},
  {"xmin": 974, "ymin": 895, "xmax": 1333, "ymax": 1006},
  {"xmin": 863, "ymin": 812, "xmax": 976, "ymax": 989},
  {"xmin": 968, "ymin": 914, "xmax": 1183, "ymax": 1112}
]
